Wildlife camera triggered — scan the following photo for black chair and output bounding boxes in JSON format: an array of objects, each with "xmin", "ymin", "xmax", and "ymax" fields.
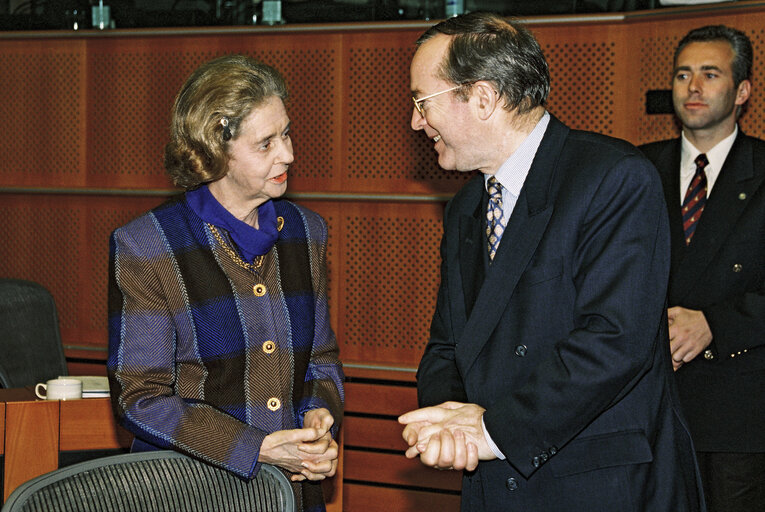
[
  {"xmin": 1, "ymin": 450, "xmax": 296, "ymax": 512},
  {"xmin": 0, "ymin": 279, "xmax": 67, "ymax": 388}
]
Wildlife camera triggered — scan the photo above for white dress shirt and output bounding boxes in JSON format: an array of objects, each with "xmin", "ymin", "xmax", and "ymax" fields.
[{"xmin": 679, "ymin": 126, "xmax": 737, "ymax": 204}]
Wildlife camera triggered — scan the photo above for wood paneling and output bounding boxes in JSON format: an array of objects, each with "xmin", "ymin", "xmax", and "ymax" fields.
[
  {"xmin": 3, "ymin": 400, "xmax": 59, "ymax": 501},
  {"xmin": 345, "ymin": 449, "xmax": 461, "ymax": 491},
  {"xmin": 345, "ymin": 381, "xmax": 418, "ymax": 417},
  {"xmin": 344, "ymin": 416, "xmax": 408, "ymax": 451},
  {"xmin": 344, "ymin": 483, "xmax": 460, "ymax": 512}
]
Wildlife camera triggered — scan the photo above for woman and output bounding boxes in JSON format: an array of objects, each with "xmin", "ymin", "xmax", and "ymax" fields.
[{"xmin": 107, "ymin": 55, "xmax": 344, "ymax": 511}]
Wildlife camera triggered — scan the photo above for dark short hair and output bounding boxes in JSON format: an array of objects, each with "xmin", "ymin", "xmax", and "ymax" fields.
[
  {"xmin": 417, "ymin": 12, "xmax": 549, "ymax": 115},
  {"xmin": 164, "ymin": 55, "xmax": 288, "ymax": 190},
  {"xmin": 674, "ymin": 25, "xmax": 753, "ymax": 87}
]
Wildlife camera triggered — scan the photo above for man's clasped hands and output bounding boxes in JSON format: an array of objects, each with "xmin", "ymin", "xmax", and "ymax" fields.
[{"xmin": 398, "ymin": 401, "xmax": 497, "ymax": 471}]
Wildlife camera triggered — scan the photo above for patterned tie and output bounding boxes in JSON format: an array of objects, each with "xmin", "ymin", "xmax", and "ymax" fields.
[
  {"xmin": 682, "ymin": 153, "xmax": 708, "ymax": 245},
  {"xmin": 486, "ymin": 177, "xmax": 505, "ymax": 260}
]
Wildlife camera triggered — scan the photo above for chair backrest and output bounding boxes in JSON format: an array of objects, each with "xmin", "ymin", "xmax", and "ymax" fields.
[
  {"xmin": 1, "ymin": 450, "xmax": 297, "ymax": 512},
  {"xmin": 0, "ymin": 279, "xmax": 67, "ymax": 388}
]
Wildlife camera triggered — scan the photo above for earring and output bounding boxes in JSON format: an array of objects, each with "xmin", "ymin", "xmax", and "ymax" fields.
[{"xmin": 221, "ymin": 117, "xmax": 232, "ymax": 141}]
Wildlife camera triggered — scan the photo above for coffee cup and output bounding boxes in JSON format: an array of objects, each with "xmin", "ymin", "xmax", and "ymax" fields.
[{"xmin": 35, "ymin": 378, "xmax": 82, "ymax": 400}]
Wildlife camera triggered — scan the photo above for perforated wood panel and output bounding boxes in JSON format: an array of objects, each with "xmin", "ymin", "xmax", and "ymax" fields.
[
  {"xmin": 543, "ymin": 39, "xmax": 617, "ymax": 135},
  {"xmin": 0, "ymin": 196, "xmax": 82, "ymax": 330},
  {"xmin": 336, "ymin": 202, "xmax": 443, "ymax": 366},
  {"xmin": 0, "ymin": 40, "xmax": 85, "ymax": 186}
]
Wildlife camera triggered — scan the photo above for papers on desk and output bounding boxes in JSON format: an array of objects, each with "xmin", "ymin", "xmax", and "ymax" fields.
[{"xmin": 59, "ymin": 376, "xmax": 110, "ymax": 398}]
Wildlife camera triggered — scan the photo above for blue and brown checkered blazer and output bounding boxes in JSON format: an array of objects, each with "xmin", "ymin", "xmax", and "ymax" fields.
[{"xmin": 108, "ymin": 194, "xmax": 343, "ymax": 510}]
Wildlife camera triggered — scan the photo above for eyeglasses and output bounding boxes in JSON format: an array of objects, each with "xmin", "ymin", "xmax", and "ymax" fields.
[{"xmin": 412, "ymin": 85, "xmax": 463, "ymax": 118}]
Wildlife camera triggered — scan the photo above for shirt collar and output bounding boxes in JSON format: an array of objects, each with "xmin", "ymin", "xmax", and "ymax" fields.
[
  {"xmin": 485, "ymin": 111, "xmax": 550, "ymax": 197},
  {"xmin": 680, "ymin": 125, "xmax": 738, "ymax": 177}
]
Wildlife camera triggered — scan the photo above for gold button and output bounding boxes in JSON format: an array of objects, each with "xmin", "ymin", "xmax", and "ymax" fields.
[
  {"xmin": 253, "ymin": 284, "xmax": 267, "ymax": 296},
  {"xmin": 703, "ymin": 349, "xmax": 714, "ymax": 360},
  {"xmin": 262, "ymin": 341, "xmax": 276, "ymax": 354},
  {"xmin": 738, "ymin": 193, "xmax": 747, "ymax": 200},
  {"xmin": 732, "ymin": 264, "xmax": 742, "ymax": 273},
  {"xmin": 267, "ymin": 398, "xmax": 281, "ymax": 411},
  {"xmin": 277, "ymin": 216, "xmax": 284, "ymax": 231}
]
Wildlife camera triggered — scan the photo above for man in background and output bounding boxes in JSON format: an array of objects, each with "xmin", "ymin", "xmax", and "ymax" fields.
[
  {"xmin": 640, "ymin": 25, "xmax": 765, "ymax": 512},
  {"xmin": 398, "ymin": 12, "xmax": 704, "ymax": 511}
]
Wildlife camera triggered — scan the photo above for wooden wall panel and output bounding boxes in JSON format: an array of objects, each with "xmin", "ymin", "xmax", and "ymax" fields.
[
  {"xmin": 0, "ymin": 38, "xmax": 86, "ymax": 187},
  {"xmin": 330, "ymin": 201, "xmax": 443, "ymax": 366},
  {"xmin": 344, "ymin": 483, "xmax": 460, "ymax": 512},
  {"xmin": 534, "ymin": 22, "xmax": 629, "ymax": 137},
  {"xmin": 345, "ymin": 449, "xmax": 461, "ymax": 490}
]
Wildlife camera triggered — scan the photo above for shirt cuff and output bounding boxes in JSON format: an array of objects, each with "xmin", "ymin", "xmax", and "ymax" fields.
[{"xmin": 482, "ymin": 415, "xmax": 506, "ymax": 460}]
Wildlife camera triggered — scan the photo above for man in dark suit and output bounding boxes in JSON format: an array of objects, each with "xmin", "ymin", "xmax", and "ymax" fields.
[
  {"xmin": 640, "ymin": 25, "xmax": 765, "ymax": 512},
  {"xmin": 397, "ymin": 12, "xmax": 704, "ymax": 512}
]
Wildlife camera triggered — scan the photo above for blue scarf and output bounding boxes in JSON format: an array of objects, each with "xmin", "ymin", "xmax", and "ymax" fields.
[{"xmin": 186, "ymin": 185, "xmax": 278, "ymax": 263}]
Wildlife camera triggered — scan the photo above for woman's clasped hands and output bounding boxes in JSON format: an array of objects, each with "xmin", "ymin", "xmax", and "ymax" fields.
[{"xmin": 259, "ymin": 407, "xmax": 339, "ymax": 481}]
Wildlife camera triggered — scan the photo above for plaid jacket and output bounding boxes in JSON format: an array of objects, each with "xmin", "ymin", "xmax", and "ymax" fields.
[{"xmin": 108, "ymin": 195, "xmax": 343, "ymax": 510}]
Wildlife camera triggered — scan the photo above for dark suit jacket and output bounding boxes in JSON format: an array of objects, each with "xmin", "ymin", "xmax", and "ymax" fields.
[
  {"xmin": 417, "ymin": 116, "xmax": 704, "ymax": 512},
  {"xmin": 640, "ymin": 132, "xmax": 765, "ymax": 453}
]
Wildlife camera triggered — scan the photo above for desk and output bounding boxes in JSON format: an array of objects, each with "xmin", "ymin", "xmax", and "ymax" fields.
[{"xmin": 0, "ymin": 388, "xmax": 132, "ymax": 501}]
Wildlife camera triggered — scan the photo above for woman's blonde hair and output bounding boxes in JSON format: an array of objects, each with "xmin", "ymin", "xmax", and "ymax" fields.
[{"xmin": 164, "ymin": 55, "xmax": 288, "ymax": 189}]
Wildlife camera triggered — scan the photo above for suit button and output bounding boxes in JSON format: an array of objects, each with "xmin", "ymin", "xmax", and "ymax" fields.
[
  {"xmin": 549, "ymin": 446, "xmax": 558, "ymax": 455},
  {"xmin": 704, "ymin": 349, "xmax": 714, "ymax": 360},
  {"xmin": 506, "ymin": 477, "xmax": 518, "ymax": 491},
  {"xmin": 732, "ymin": 263, "xmax": 742, "ymax": 273},
  {"xmin": 738, "ymin": 193, "xmax": 747, "ymax": 200},
  {"xmin": 267, "ymin": 397, "xmax": 281, "ymax": 411},
  {"xmin": 514, "ymin": 345, "xmax": 527, "ymax": 357},
  {"xmin": 532, "ymin": 456, "xmax": 541, "ymax": 468},
  {"xmin": 540, "ymin": 452, "xmax": 549, "ymax": 462}
]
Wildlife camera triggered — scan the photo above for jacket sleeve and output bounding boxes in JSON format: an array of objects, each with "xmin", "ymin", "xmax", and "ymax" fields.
[
  {"xmin": 416, "ymin": 200, "xmax": 469, "ymax": 407},
  {"xmin": 295, "ymin": 212, "xmax": 345, "ymax": 438},
  {"xmin": 702, "ymin": 266, "xmax": 765, "ymax": 357}
]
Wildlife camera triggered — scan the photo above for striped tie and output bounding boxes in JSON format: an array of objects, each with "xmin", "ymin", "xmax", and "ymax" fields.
[
  {"xmin": 486, "ymin": 177, "xmax": 505, "ymax": 260},
  {"xmin": 682, "ymin": 153, "xmax": 708, "ymax": 245}
]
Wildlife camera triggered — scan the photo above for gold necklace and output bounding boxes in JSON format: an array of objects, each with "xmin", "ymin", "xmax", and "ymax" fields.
[{"xmin": 208, "ymin": 224, "xmax": 264, "ymax": 272}]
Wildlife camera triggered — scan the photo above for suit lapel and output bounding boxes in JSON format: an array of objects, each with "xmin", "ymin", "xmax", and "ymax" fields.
[
  {"xmin": 454, "ymin": 117, "xmax": 567, "ymax": 377},
  {"xmin": 458, "ymin": 192, "xmax": 486, "ymax": 319},
  {"xmin": 672, "ymin": 133, "xmax": 763, "ymax": 301}
]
